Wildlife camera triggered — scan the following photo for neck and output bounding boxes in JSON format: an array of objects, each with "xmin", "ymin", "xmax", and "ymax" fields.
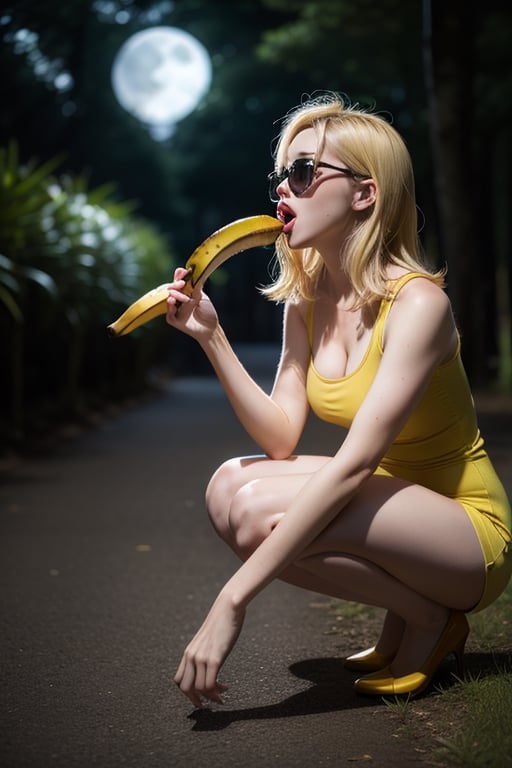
[
  {"xmin": 317, "ymin": 264, "xmax": 357, "ymax": 307},
  {"xmin": 314, "ymin": 238, "xmax": 353, "ymax": 297}
]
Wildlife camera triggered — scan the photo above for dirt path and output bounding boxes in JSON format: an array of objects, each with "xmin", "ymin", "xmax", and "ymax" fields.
[{"xmin": 1, "ymin": 347, "xmax": 510, "ymax": 768}]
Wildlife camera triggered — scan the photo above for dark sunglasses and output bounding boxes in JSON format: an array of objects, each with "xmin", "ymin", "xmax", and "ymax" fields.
[{"xmin": 267, "ymin": 158, "xmax": 369, "ymax": 202}]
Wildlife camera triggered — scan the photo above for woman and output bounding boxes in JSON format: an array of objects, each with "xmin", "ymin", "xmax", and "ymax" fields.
[{"xmin": 167, "ymin": 94, "xmax": 512, "ymax": 708}]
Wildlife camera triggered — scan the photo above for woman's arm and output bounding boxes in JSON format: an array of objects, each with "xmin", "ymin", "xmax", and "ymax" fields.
[
  {"xmin": 174, "ymin": 279, "xmax": 458, "ymax": 706},
  {"xmin": 222, "ymin": 280, "xmax": 459, "ymax": 600},
  {"xmin": 167, "ymin": 269, "xmax": 311, "ymax": 458}
]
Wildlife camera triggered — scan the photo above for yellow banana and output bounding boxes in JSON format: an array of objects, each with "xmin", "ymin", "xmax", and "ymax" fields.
[{"xmin": 107, "ymin": 214, "xmax": 282, "ymax": 337}]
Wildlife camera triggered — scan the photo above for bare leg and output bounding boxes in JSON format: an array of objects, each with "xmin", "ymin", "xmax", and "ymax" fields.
[
  {"xmin": 206, "ymin": 454, "xmax": 330, "ymax": 546},
  {"xmin": 372, "ymin": 612, "xmax": 405, "ymax": 656},
  {"xmin": 207, "ymin": 457, "xmax": 406, "ymax": 654},
  {"xmin": 206, "ymin": 456, "xmax": 486, "ymax": 676}
]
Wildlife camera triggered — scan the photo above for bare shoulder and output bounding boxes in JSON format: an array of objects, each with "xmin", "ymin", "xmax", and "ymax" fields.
[
  {"xmin": 393, "ymin": 275, "xmax": 452, "ymax": 319},
  {"xmin": 386, "ymin": 276, "xmax": 457, "ymax": 359}
]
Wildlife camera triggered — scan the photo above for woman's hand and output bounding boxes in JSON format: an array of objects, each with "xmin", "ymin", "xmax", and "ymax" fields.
[
  {"xmin": 166, "ymin": 267, "xmax": 219, "ymax": 341},
  {"xmin": 174, "ymin": 592, "xmax": 246, "ymax": 708}
]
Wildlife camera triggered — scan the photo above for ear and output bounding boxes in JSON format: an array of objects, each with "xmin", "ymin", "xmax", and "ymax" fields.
[{"xmin": 352, "ymin": 178, "xmax": 377, "ymax": 211}]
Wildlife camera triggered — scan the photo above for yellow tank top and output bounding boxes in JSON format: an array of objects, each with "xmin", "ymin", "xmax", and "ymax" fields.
[
  {"xmin": 306, "ymin": 272, "xmax": 512, "ymax": 606},
  {"xmin": 306, "ymin": 272, "xmax": 487, "ymax": 472}
]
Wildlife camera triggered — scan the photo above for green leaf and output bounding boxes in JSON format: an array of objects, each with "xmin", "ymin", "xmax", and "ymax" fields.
[
  {"xmin": 0, "ymin": 284, "xmax": 23, "ymax": 322},
  {"xmin": 0, "ymin": 253, "xmax": 58, "ymax": 296}
]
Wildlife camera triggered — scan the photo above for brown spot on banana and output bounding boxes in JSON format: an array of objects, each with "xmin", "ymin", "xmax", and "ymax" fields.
[{"xmin": 106, "ymin": 215, "xmax": 282, "ymax": 337}]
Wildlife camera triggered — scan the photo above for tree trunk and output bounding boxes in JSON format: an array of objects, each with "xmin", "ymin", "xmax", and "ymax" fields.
[
  {"xmin": 494, "ymin": 131, "xmax": 512, "ymax": 390},
  {"xmin": 422, "ymin": 0, "xmax": 485, "ymax": 383}
]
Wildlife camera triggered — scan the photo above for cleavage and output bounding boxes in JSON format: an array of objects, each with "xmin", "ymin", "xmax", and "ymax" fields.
[{"xmin": 312, "ymin": 301, "xmax": 378, "ymax": 379}]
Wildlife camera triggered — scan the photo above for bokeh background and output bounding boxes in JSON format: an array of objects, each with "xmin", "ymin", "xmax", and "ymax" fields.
[{"xmin": 1, "ymin": 0, "xmax": 511, "ymax": 453}]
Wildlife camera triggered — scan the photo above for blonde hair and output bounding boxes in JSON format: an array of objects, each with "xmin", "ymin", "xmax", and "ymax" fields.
[{"xmin": 262, "ymin": 94, "xmax": 444, "ymax": 304}]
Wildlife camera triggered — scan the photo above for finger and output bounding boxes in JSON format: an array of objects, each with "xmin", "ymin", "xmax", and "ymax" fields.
[
  {"xmin": 173, "ymin": 267, "xmax": 191, "ymax": 281},
  {"xmin": 193, "ymin": 659, "xmax": 207, "ymax": 698},
  {"xmin": 174, "ymin": 656, "xmax": 186, "ymax": 685},
  {"xmin": 204, "ymin": 664, "xmax": 224, "ymax": 700},
  {"xmin": 167, "ymin": 289, "xmax": 190, "ymax": 307},
  {"xmin": 198, "ymin": 657, "xmax": 229, "ymax": 704},
  {"xmin": 210, "ymin": 680, "xmax": 229, "ymax": 704},
  {"xmin": 202, "ymin": 680, "xmax": 228, "ymax": 705},
  {"xmin": 167, "ymin": 277, "xmax": 190, "ymax": 296},
  {"xmin": 176, "ymin": 661, "xmax": 204, "ymax": 710},
  {"xmin": 192, "ymin": 661, "xmax": 224, "ymax": 705},
  {"xmin": 178, "ymin": 656, "xmax": 228, "ymax": 707}
]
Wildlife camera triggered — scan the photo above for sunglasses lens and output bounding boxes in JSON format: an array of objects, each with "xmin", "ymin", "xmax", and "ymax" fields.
[
  {"xmin": 268, "ymin": 172, "xmax": 282, "ymax": 202},
  {"xmin": 268, "ymin": 159, "xmax": 315, "ymax": 201},
  {"xmin": 289, "ymin": 160, "xmax": 314, "ymax": 195}
]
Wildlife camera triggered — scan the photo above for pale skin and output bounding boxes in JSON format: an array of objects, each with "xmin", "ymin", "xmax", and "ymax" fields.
[{"xmin": 167, "ymin": 128, "xmax": 486, "ymax": 709}]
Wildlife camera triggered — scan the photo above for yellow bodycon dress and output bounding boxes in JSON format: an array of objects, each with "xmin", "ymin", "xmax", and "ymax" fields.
[{"xmin": 306, "ymin": 272, "xmax": 512, "ymax": 612}]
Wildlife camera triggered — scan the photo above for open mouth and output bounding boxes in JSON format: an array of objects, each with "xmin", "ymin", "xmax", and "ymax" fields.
[{"xmin": 277, "ymin": 203, "xmax": 296, "ymax": 230}]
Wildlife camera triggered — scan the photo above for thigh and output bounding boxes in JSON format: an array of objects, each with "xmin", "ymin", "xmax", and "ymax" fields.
[
  {"xmin": 205, "ymin": 454, "xmax": 331, "ymax": 537},
  {"xmin": 307, "ymin": 474, "xmax": 486, "ymax": 609},
  {"xmin": 206, "ymin": 454, "xmax": 331, "ymax": 509}
]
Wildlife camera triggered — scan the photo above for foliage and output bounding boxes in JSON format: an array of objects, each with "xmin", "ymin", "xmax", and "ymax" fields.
[
  {"xmin": 0, "ymin": 0, "xmax": 510, "ymax": 447},
  {"xmin": 432, "ymin": 582, "xmax": 512, "ymax": 767},
  {"xmin": 434, "ymin": 671, "xmax": 512, "ymax": 767},
  {"xmin": 0, "ymin": 140, "xmax": 174, "ymax": 451}
]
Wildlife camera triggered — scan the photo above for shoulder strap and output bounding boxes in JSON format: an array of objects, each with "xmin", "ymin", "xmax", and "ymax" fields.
[
  {"xmin": 308, "ymin": 272, "xmax": 431, "ymax": 352},
  {"xmin": 386, "ymin": 271, "xmax": 429, "ymax": 299},
  {"xmin": 375, "ymin": 272, "xmax": 432, "ymax": 350}
]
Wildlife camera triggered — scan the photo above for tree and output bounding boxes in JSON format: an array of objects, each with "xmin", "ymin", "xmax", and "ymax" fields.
[
  {"xmin": 2, "ymin": 0, "xmax": 510, "ymax": 385},
  {"xmin": 425, "ymin": 1, "xmax": 512, "ymax": 387},
  {"xmin": 258, "ymin": 0, "xmax": 512, "ymax": 386}
]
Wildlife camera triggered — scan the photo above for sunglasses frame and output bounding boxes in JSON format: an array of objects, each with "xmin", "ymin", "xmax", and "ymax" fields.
[{"xmin": 268, "ymin": 158, "xmax": 369, "ymax": 202}]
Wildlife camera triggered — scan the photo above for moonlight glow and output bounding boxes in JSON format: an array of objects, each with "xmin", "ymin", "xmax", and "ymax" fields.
[{"xmin": 111, "ymin": 26, "xmax": 212, "ymax": 140}]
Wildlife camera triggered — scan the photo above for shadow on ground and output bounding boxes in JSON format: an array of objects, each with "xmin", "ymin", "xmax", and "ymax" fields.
[{"xmin": 187, "ymin": 650, "xmax": 511, "ymax": 732}]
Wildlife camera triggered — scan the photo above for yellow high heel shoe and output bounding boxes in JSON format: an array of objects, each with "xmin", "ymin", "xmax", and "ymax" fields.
[
  {"xmin": 354, "ymin": 611, "xmax": 469, "ymax": 697},
  {"xmin": 344, "ymin": 647, "xmax": 395, "ymax": 673}
]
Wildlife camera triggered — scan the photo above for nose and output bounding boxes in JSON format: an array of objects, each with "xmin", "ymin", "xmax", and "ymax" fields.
[{"xmin": 275, "ymin": 176, "xmax": 289, "ymax": 199}]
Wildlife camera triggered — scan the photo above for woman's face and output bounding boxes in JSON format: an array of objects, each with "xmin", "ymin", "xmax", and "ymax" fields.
[{"xmin": 274, "ymin": 127, "xmax": 362, "ymax": 253}]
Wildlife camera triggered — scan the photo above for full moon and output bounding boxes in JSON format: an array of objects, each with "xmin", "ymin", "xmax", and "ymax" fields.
[{"xmin": 111, "ymin": 26, "xmax": 212, "ymax": 139}]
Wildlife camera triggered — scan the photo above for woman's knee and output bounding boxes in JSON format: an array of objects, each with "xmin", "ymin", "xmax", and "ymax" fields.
[
  {"xmin": 205, "ymin": 458, "xmax": 246, "ymax": 536},
  {"xmin": 229, "ymin": 481, "xmax": 278, "ymax": 558}
]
